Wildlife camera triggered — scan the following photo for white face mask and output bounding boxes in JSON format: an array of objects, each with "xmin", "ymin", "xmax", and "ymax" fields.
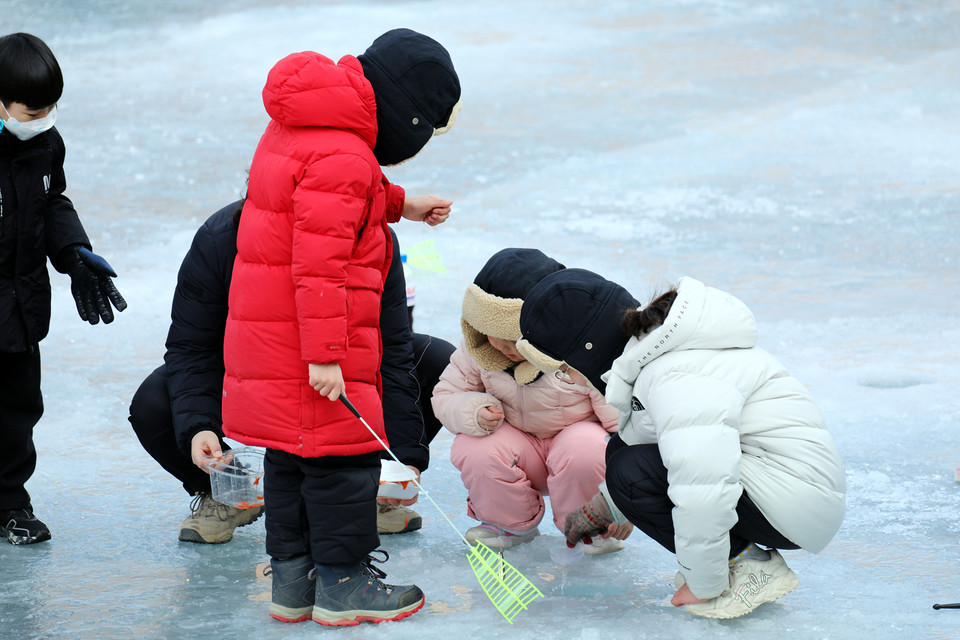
[{"xmin": 0, "ymin": 103, "xmax": 58, "ymax": 141}]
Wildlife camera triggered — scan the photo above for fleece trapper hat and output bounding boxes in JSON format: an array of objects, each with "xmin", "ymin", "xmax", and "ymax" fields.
[
  {"xmin": 358, "ymin": 28, "xmax": 461, "ymax": 166},
  {"xmin": 461, "ymin": 248, "xmax": 565, "ymax": 385},
  {"xmin": 517, "ymin": 268, "xmax": 640, "ymax": 394}
]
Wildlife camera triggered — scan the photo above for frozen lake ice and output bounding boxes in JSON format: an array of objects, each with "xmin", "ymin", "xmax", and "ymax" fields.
[{"xmin": 1, "ymin": 1, "xmax": 959, "ymax": 638}]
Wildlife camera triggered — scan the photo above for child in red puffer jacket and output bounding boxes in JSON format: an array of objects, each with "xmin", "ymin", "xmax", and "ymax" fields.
[{"xmin": 220, "ymin": 29, "xmax": 460, "ymax": 626}]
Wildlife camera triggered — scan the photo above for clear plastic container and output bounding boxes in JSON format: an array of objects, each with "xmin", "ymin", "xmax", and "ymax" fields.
[
  {"xmin": 378, "ymin": 459, "xmax": 418, "ymax": 500},
  {"xmin": 209, "ymin": 447, "xmax": 265, "ymax": 509}
]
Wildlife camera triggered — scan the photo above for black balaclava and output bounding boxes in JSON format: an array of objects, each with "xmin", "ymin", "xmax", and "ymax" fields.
[{"xmin": 358, "ymin": 28, "xmax": 461, "ymax": 166}]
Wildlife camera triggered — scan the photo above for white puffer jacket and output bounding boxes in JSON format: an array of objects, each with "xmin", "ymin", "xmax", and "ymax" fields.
[
  {"xmin": 602, "ymin": 277, "xmax": 846, "ymax": 599},
  {"xmin": 433, "ymin": 341, "xmax": 619, "ymax": 438}
]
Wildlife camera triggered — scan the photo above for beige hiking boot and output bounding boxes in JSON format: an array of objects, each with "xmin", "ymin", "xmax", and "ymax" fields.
[
  {"xmin": 377, "ymin": 503, "xmax": 422, "ymax": 535},
  {"xmin": 178, "ymin": 492, "xmax": 263, "ymax": 544}
]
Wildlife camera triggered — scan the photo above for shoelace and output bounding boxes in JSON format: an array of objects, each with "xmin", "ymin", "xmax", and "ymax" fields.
[
  {"xmin": 189, "ymin": 493, "xmax": 230, "ymax": 521},
  {"xmin": 360, "ymin": 549, "xmax": 394, "ymax": 595}
]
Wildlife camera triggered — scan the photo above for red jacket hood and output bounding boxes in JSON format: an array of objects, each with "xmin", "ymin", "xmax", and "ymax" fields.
[{"xmin": 261, "ymin": 52, "xmax": 378, "ymax": 149}]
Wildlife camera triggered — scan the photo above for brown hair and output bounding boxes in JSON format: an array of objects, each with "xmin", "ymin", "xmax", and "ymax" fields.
[{"xmin": 620, "ymin": 289, "xmax": 678, "ymax": 337}]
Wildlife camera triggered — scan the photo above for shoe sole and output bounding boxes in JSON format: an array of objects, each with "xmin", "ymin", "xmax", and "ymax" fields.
[
  {"xmin": 270, "ymin": 604, "xmax": 314, "ymax": 623},
  {"xmin": 178, "ymin": 528, "xmax": 233, "ymax": 544},
  {"xmin": 312, "ymin": 595, "xmax": 425, "ymax": 626},
  {"xmin": 236, "ymin": 506, "xmax": 265, "ymax": 528},
  {"xmin": 2, "ymin": 529, "xmax": 51, "ymax": 545},
  {"xmin": 378, "ymin": 515, "xmax": 423, "ymax": 535},
  {"xmin": 465, "ymin": 528, "xmax": 540, "ymax": 549}
]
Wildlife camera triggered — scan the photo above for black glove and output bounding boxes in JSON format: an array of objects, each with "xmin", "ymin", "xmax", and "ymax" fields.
[
  {"xmin": 66, "ymin": 246, "xmax": 128, "ymax": 325},
  {"xmin": 563, "ymin": 492, "xmax": 615, "ymax": 548}
]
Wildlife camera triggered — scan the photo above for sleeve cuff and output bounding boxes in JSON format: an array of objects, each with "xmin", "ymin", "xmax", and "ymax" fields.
[{"xmin": 598, "ymin": 481, "xmax": 627, "ymax": 525}]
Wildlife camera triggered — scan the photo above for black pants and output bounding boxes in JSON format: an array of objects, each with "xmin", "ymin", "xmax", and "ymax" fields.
[
  {"xmin": 604, "ymin": 435, "xmax": 799, "ymax": 557},
  {"xmin": 0, "ymin": 349, "xmax": 44, "ymax": 511},
  {"xmin": 265, "ymin": 449, "xmax": 381, "ymax": 564},
  {"xmin": 410, "ymin": 332, "xmax": 455, "ymax": 453},
  {"xmin": 128, "ymin": 366, "xmax": 224, "ymax": 496},
  {"xmin": 128, "ymin": 333, "xmax": 453, "ymax": 497}
]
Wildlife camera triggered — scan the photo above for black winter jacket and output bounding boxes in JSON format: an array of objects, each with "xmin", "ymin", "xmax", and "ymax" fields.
[
  {"xmin": 0, "ymin": 128, "xmax": 90, "ymax": 351},
  {"xmin": 165, "ymin": 201, "xmax": 429, "ymax": 470}
]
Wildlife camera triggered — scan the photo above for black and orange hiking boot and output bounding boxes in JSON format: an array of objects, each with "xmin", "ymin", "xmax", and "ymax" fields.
[{"xmin": 312, "ymin": 550, "xmax": 424, "ymax": 626}]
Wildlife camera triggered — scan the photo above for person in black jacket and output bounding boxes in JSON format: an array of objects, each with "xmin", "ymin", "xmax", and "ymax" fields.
[
  {"xmin": 0, "ymin": 33, "xmax": 126, "ymax": 545},
  {"xmin": 128, "ymin": 200, "xmax": 453, "ymax": 543}
]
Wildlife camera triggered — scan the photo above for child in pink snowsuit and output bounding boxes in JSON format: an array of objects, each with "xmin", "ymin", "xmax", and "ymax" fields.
[{"xmin": 431, "ymin": 248, "xmax": 622, "ymax": 553}]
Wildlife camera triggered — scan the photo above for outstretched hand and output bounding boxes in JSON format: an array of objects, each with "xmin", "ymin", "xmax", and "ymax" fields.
[{"xmin": 402, "ymin": 194, "xmax": 452, "ymax": 226}]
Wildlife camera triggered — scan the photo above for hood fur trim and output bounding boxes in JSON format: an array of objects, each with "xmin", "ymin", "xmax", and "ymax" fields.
[
  {"xmin": 461, "ymin": 283, "xmax": 541, "ymax": 384},
  {"xmin": 515, "ymin": 337, "xmax": 565, "ymax": 375},
  {"xmin": 462, "ymin": 283, "xmax": 523, "ymax": 340}
]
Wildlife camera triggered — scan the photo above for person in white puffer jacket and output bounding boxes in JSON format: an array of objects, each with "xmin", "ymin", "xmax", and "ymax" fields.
[{"xmin": 516, "ymin": 269, "xmax": 846, "ymax": 620}]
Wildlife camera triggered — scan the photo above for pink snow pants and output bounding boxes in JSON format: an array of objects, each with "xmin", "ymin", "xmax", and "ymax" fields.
[{"xmin": 450, "ymin": 421, "xmax": 609, "ymax": 533}]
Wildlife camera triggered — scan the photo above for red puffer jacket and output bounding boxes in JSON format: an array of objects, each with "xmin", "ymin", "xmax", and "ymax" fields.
[{"xmin": 222, "ymin": 51, "xmax": 404, "ymax": 457}]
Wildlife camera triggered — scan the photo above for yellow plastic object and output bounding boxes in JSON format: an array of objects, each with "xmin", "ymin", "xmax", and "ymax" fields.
[
  {"xmin": 466, "ymin": 541, "xmax": 544, "ymax": 624},
  {"xmin": 404, "ymin": 239, "xmax": 448, "ymax": 273},
  {"xmin": 338, "ymin": 393, "xmax": 544, "ymax": 623}
]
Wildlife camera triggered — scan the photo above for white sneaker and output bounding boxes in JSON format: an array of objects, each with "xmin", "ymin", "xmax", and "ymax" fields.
[
  {"xmin": 583, "ymin": 537, "xmax": 625, "ymax": 555},
  {"xmin": 684, "ymin": 550, "xmax": 799, "ymax": 619},
  {"xmin": 464, "ymin": 523, "xmax": 539, "ymax": 548}
]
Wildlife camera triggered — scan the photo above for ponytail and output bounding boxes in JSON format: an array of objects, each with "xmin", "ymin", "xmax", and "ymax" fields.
[{"xmin": 620, "ymin": 289, "xmax": 677, "ymax": 337}]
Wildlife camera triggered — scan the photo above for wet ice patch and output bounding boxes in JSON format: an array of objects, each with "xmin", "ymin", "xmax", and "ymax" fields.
[
  {"xmin": 549, "ymin": 542, "xmax": 585, "ymax": 566},
  {"xmin": 858, "ymin": 374, "xmax": 931, "ymax": 389}
]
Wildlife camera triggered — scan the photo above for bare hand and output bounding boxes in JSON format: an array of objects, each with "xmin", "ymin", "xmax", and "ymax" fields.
[
  {"xmin": 191, "ymin": 430, "xmax": 223, "ymax": 472},
  {"xmin": 478, "ymin": 405, "xmax": 504, "ymax": 432},
  {"xmin": 402, "ymin": 194, "xmax": 453, "ymax": 226},
  {"xmin": 378, "ymin": 466, "xmax": 421, "ymax": 506},
  {"xmin": 671, "ymin": 583, "xmax": 711, "ymax": 607},
  {"xmin": 308, "ymin": 363, "xmax": 344, "ymax": 401},
  {"xmin": 602, "ymin": 520, "xmax": 635, "ymax": 541}
]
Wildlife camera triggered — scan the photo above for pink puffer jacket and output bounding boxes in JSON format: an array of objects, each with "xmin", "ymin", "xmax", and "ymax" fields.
[{"xmin": 432, "ymin": 342, "xmax": 619, "ymax": 438}]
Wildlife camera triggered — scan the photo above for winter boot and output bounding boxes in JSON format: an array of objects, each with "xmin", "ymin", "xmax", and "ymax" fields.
[
  {"xmin": 266, "ymin": 554, "xmax": 316, "ymax": 623},
  {"xmin": 178, "ymin": 492, "xmax": 263, "ymax": 543},
  {"xmin": 312, "ymin": 550, "xmax": 425, "ymax": 626},
  {"xmin": 684, "ymin": 549, "xmax": 799, "ymax": 619},
  {"xmin": 377, "ymin": 503, "xmax": 422, "ymax": 534},
  {"xmin": 1, "ymin": 507, "xmax": 51, "ymax": 545},
  {"xmin": 464, "ymin": 523, "xmax": 539, "ymax": 548}
]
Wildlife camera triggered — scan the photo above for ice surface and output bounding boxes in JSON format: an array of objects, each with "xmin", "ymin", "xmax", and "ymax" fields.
[{"xmin": 1, "ymin": 1, "xmax": 959, "ymax": 638}]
